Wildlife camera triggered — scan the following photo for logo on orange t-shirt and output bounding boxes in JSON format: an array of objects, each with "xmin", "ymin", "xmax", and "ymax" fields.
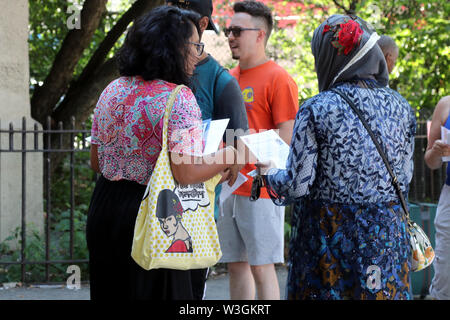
[{"xmin": 242, "ymin": 87, "xmax": 254, "ymax": 111}]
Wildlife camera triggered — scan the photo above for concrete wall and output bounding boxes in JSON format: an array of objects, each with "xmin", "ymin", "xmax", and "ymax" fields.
[{"xmin": 0, "ymin": 0, "xmax": 43, "ymax": 244}]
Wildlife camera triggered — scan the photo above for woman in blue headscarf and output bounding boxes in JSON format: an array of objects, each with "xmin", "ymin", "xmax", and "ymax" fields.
[{"xmin": 256, "ymin": 15, "xmax": 416, "ymax": 300}]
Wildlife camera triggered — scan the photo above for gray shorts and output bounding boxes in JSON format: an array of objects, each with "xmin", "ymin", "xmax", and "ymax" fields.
[{"xmin": 217, "ymin": 194, "xmax": 285, "ymax": 266}]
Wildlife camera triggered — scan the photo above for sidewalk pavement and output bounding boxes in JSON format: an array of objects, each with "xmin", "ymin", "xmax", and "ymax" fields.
[{"xmin": 0, "ymin": 265, "xmax": 288, "ymax": 300}]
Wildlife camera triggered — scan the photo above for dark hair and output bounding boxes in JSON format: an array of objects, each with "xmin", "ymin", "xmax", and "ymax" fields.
[
  {"xmin": 233, "ymin": 1, "xmax": 273, "ymax": 41},
  {"xmin": 156, "ymin": 189, "xmax": 183, "ymax": 220},
  {"xmin": 117, "ymin": 6, "xmax": 201, "ymax": 86}
]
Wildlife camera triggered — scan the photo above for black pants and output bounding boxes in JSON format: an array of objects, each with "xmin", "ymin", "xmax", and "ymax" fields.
[{"xmin": 86, "ymin": 175, "xmax": 207, "ymax": 300}]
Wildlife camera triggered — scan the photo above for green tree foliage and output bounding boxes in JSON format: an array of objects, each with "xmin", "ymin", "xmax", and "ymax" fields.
[
  {"xmin": 29, "ymin": 0, "xmax": 163, "ymax": 129},
  {"xmin": 29, "ymin": 0, "xmax": 70, "ymax": 86},
  {"xmin": 217, "ymin": 0, "xmax": 448, "ymax": 114},
  {"xmin": 311, "ymin": 1, "xmax": 448, "ymax": 114},
  {"xmin": 29, "ymin": 0, "xmax": 448, "ymax": 120},
  {"xmin": 28, "ymin": 0, "xmax": 125, "ymax": 93},
  {"xmin": 372, "ymin": 0, "xmax": 449, "ymax": 117}
]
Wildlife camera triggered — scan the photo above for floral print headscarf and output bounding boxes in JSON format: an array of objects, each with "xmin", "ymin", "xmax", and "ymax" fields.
[{"xmin": 311, "ymin": 14, "xmax": 389, "ymax": 92}]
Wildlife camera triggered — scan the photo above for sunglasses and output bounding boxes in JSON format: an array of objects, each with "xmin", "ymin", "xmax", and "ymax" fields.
[
  {"xmin": 224, "ymin": 26, "xmax": 260, "ymax": 38},
  {"xmin": 189, "ymin": 41, "xmax": 205, "ymax": 56}
]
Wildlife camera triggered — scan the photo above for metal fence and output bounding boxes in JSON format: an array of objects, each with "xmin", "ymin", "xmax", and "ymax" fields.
[
  {"xmin": 0, "ymin": 117, "xmax": 92, "ymax": 284},
  {"xmin": 0, "ymin": 117, "xmax": 446, "ymax": 284}
]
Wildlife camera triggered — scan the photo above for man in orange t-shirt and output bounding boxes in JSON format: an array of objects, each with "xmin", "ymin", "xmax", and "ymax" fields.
[
  {"xmin": 229, "ymin": 61, "xmax": 298, "ymax": 199},
  {"xmin": 217, "ymin": 1, "xmax": 298, "ymax": 300}
]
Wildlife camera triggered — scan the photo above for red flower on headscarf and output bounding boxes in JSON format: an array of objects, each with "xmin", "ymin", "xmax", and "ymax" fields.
[
  {"xmin": 322, "ymin": 25, "xmax": 331, "ymax": 34},
  {"xmin": 338, "ymin": 20, "xmax": 363, "ymax": 55},
  {"xmin": 322, "ymin": 19, "xmax": 363, "ymax": 55}
]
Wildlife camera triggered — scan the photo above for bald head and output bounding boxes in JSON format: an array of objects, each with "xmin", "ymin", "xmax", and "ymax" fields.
[{"xmin": 377, "ymin": 35, "xmax": 399, "ymax": 74}]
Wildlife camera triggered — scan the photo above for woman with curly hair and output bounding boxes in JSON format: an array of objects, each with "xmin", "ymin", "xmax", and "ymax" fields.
[{"xmin": 86, "ymin": 6, "xmax": 240, "ymax": 300}]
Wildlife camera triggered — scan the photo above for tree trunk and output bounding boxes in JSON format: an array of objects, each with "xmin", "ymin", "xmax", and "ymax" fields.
[
  {"xmin": 45, "ymin": 0, "xmax": 164, "ymax": 174},
  {"xmin": 31, "ymin": 0, "xmax": 108, "ymax": 125},
  {"xmin": 48, "ymin": 58, "xmax": 120, "ymax": 175},
  {"xmin": 52, "ymin": 0, "xmax": 163, "ymax": 127},
  {"xmin": 75, "ymin": 0, "xmax": 161, "ymax": 86},
  {"xmin": 52, "ymin": 58, "xmax": 120, "ymax": 128}
]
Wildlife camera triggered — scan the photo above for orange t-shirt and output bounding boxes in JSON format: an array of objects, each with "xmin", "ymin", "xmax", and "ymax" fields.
[{"xmin": 230, "ymin": 60, "xmax": 299, "ymax": 198}]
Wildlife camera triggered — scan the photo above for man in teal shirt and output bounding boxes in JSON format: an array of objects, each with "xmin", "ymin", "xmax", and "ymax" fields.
[
  {"xmin": 167, "ymin": 0, "xmax": 248, "ymax": 131},
  {"xmin": 167, "ymin": 0, "xmax": 249, "ymax": 300}
]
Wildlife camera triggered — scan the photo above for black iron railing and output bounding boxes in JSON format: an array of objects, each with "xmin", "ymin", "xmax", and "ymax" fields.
[
  {"xmin": 0, "ymin": 117, "xmax": 92, "ymax": 283},
  {"xmin": 0, "ymin": 117, "xmax": 446, "ymax": 283}
]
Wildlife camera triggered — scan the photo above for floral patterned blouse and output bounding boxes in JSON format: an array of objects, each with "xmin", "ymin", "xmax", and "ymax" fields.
[{"xmin": 91, "ymin": 77, "xmax": 203, "ymax": 185}]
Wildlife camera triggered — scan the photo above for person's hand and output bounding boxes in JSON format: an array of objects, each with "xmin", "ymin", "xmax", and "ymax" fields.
[
  {"xmin": 218, "ymin": 163, "xmax": 241, "ymax": 186},
  {"xmin": 226, "ymin": 164, "xmax": 240, "ymax": 186},
  {"xmin": 255, "ymin": 160, "xmax": 276, "ymax": 175},
  {"xmin": 431, "ymin": 139, "xmax": 450, "ymax": 157},
  {"xmin": 218, "ymin": 169, "xmax": 231, "ymax": 185}
]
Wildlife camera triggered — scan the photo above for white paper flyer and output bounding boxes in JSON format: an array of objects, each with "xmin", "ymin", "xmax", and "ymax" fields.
[
  {"xmin": 202, "ymin": 118, "xmax": 230, "ymax": 155},
  {"xmin": 239, "ymin": 129, "xmax": 290, "ymax": 169},
  {"xmin": 219, "ymin": 172, "xmax": 248, "ymax": 204}
]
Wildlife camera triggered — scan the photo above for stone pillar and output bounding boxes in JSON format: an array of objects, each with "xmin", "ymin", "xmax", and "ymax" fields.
[{"xmin": 0, "ymin": 0, "xmax": 43, "ymax": 245}]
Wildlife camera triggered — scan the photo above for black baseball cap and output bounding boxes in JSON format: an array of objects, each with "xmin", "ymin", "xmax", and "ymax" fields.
[{"xmin": 166, "ymin": 0, "xmax": 219, "ymax": 34}]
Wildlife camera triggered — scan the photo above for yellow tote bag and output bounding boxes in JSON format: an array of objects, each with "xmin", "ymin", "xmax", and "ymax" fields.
[{"xmin": 131, "ymin": 85, "xmax": 222, "ymax": 270}]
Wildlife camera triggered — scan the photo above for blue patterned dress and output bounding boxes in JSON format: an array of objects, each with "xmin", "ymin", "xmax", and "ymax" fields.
[{"xmin": 265, "ymin": 80, "xmax": 416, "ymax": 300}]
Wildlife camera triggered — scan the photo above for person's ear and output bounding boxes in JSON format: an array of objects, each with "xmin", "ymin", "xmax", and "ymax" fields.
[
  {"xmin": 199, "ymin": 16, "xmax": 209, "ymax": 33},
  {"xmin": 385, "ymin": 53, "xmax": 392, "ymax": 64},
  {"xmin": 257, "ymin": 29, "xmax": 266, "ymax": 44},
  {"xmin": 384, "ymin": 53, "xmax": 394, "ymax": 73}
]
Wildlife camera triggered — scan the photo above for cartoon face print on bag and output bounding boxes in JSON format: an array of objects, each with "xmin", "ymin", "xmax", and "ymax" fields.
[{"xmin": 156, "ymin": 189, "xmax": 193, "ymax": 253}]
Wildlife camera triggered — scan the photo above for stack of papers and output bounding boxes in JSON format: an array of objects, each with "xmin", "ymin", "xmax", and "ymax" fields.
[
  {"xmin": 239, "ymin": 129, "xmax": 290, "ymax": 177},
  {"xmin": 202, "ymin": 119, "xmax": 229, "ymax": 155}
]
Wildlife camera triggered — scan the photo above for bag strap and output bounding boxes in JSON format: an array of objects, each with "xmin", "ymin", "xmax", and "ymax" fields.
[
  {"xmin": 161, "ymin": 85, "xmax": 186, "ymax": 150},
  {"xmin": 330, "ymin": 88, "xmax": 410, "ymax": 218}
]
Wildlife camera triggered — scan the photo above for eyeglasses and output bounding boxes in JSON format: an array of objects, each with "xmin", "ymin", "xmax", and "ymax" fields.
[
  {"xmin": 224, "ymin": 26, "xmax": 260, "ymax": 38},
  {"xmin": 167, "ymin": 0, "xmax": 189, "ymax": 9},
  {"xmin": 189, "ymin": 41, "xmax": 205, "ymax": 56}
]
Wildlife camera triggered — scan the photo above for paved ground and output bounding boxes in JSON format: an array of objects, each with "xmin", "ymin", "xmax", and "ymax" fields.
[{"xmin": 0, "ymin": 265, "xmax": 288, "ymax": 300}]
